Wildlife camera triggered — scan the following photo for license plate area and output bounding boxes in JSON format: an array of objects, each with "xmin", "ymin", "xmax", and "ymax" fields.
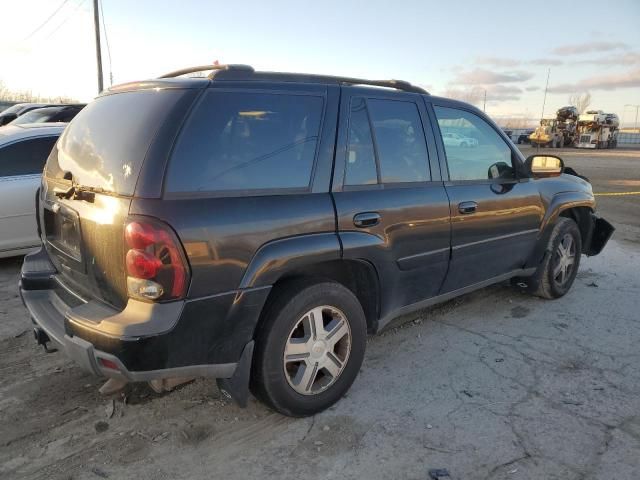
[{"xmin": 44, "ymin": 202, "xmax": 83, "ymax": 264}]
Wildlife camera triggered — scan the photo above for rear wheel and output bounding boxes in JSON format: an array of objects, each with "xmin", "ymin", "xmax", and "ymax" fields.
[
  {"xmin": 527, "ymin": 217, "xmax": 582, "ymax": 299},
  {"xmin": 251, "ymin": 280, "xmax": 367, "ymax": 417}
]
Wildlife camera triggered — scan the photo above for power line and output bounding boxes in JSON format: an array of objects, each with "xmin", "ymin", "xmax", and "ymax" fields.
[
  {"xmin": 99, "ymin": 0, "xmax": 113, "ymax": 86},
  {"xmin": 43, "ymin": 0, "xmax": 87, "ymax": 41},
  {"xmin": 23, "ymin": 0, "xmax": 72, "ymax": 41}
]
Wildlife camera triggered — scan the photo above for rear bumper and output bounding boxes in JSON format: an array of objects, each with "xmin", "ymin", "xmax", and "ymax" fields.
[{"xmin": 20, "ymin": 247, "xmax": 269, "ymax": 382}]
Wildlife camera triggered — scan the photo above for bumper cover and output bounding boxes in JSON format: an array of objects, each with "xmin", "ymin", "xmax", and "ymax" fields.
[{"xmin": 20, "ymin": 247, "xmax": 269, "ymax": 382}]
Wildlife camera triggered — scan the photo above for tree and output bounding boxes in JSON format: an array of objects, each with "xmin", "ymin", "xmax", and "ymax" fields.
[{"xmin": 568, "ymin": 92, "xmax": 592, "ymax": 114}]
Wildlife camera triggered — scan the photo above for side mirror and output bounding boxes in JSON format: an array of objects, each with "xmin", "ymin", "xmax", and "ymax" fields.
[{"xmin": 525, "ymin": 154, "xmax": 564, "ymax": 178}]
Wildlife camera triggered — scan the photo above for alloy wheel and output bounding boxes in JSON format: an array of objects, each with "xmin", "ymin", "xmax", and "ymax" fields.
[
  {"xmin": 283, "ymin": 305, "xmax": 351, "ymax": 395},
  {"xmin": 553, "ymin": 233, "xmax": 576, "ymax": 286}
]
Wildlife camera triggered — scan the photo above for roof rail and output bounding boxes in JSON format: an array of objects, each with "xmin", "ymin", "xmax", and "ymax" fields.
[
  {"xmin": 157, "ymin": 64, "xmax": 428, "ymax": 94},
  {"xmin": 158, "ymin": 64, "xmax": 254, "ymax": 79},
  {"xmin": 335, "ymin": 77, "xmax": 427, "ymax": 94}
]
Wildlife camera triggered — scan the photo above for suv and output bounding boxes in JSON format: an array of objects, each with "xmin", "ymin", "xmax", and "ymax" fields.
[{"xmin": 20, "ymin": 64, "xmax": 614, "ymax": 417}]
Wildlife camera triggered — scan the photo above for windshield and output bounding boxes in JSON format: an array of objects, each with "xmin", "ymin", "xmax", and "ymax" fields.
[
  {"xmin": 10, "ymin": 107, "xmax": 62, "ymax": 125},
  {"xmin": 45, "ymin": 89, "xmax": 186, "ymax": 195},
  {"xmin": 0, "ymin": 104, "xmax": 23, "ymax": 115}
]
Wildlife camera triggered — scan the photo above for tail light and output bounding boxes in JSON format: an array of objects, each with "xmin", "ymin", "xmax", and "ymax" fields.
[{"xmin": 124, "ymin": 218, "xmax": 190, "ymax": 302}]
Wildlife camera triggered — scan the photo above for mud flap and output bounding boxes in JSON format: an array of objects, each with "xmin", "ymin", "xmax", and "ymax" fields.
[{"xmin": 216, "ymin": 340, "xmax": 254, "ymax": 408}]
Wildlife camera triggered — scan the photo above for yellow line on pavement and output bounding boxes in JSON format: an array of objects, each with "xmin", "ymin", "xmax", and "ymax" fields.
[{"xmin": 594, "ymin": 191, "xmax": 640, "ymax": 197}]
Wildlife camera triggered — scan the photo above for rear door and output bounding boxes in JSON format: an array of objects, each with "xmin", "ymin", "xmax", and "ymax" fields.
[
  {"xmin": 0, "ymin": 136, "xmax": 58, "ymax": 254},
  {"xmin": 427, "ymin": 101, "xmax": 544, "ymax": 292},
  {"xmin": 332, "ymin": 87, "xmax": 450, "ymax": 325}
]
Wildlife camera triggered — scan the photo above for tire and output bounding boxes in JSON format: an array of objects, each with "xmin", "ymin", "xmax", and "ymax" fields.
[
  {"xmin": 529, "ymin": 217, "xmax": 582, "ymax": 299},
  {"xmin": 250, "ymin": 280, "xmax": 367, "ymax": 417}
]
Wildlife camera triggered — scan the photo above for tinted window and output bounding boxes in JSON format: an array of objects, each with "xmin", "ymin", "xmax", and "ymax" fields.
[
  {"xmin": 56, "ymin": 107, "xmax": 81, "ymax": 123},
  {"xmin": 11, "ymin": 107, "xmax": 61, "ymax": 125},
  {"xmin": 367, "ymin": 99, "xmax": 429, "ymax": 183},
  {"xmin": 167, "ymin": 91, "xmax": 323, "ymax": 193},
  {"xmin": 0, "ymin": 136, "xmax": 58, "ymax": 177},
  {"xmin": 345, "ymin": 98, "xmax": 377, "ymax": 185},
  {"xmin": 434, "ymin": 106, "xmax": 514, "ymax": 181},
  {"xmin": 46, "ymin": 90, "xmax": 185, "ymax": 195}
]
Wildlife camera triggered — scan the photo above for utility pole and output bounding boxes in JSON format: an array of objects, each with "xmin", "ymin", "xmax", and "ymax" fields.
[
  {"xmin": 483, "ymin": 90, "xmax": 487, "ymax": 112},
  {"xmin": 625, "ymin": 104, "xmax": 640, "ymax": 131},
  {"xmin": 540, "ymin": 68, "xmax": 550, "ymax": 120},
  {"xmin": 93, "ymin": 0, "xmax": 103, "ymax": 93}
]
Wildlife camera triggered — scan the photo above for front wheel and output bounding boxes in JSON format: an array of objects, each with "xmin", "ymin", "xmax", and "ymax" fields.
[
  {"xmin": 250, "ymin": 280, "xmax": 367, "ymax": 417},
  {"xmin": 530, "ymin": 217, "xmax": 582, "ymax": 299}
]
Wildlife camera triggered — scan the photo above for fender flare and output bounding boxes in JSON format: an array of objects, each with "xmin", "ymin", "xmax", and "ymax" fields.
[
  {"xmin": 239, "ymin": 233, "xmax": 341, "ymax": 289},
  {"xmin": 525, "ymin": 191, "xmax": 595, "ymax": 268}
]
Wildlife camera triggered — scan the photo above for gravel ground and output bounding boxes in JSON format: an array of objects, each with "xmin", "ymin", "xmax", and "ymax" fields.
[{"xmin": 1, "ymin": 147, "xmax": 638, "ymax": 480}]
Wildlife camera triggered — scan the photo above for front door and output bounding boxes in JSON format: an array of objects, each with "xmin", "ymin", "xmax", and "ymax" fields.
[
  {"xmin": 428, "ymin": 102, "xmax": 544, "ymax": 293},
  {"xmin": 332, "ymin": 87, "xmax": 450, "ymax": 325}
]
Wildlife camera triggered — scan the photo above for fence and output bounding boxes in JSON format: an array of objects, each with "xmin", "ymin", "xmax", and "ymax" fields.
[{"xmin": 617, "ymin": 132, "xmax": 640, "ymax": 144}]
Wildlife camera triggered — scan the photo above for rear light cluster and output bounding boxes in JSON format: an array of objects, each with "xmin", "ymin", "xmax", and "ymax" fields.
[{"xmin": 124, "ymin": 218, "xmax": 190, "ymax": 302}]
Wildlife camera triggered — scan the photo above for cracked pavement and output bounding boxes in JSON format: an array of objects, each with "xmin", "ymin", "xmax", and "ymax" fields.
[{"xmin": 1, "ymin": 148, "xmax": 639, "ymax": 479}]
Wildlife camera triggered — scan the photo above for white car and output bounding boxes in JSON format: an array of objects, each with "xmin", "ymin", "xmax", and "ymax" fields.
[
  {"xmin": 0, "ymin": 123, "xmax": 65, "ymax": 258},
  {"xmin": 442, "ymin": 132, "xmax": 478, "ymax": 147}
]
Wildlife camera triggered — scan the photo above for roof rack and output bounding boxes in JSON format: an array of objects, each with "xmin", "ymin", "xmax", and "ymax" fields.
[
  {"xmin": 157, "ymin": 64, "xmax": 428, "ymax": 94},
  {"xmin": 334, "ymin": 77, "xmax": 427, "ymax": 94},
  {"xmin": 158, "ymin": 64, "xmax": 254, "ymax": 79}
]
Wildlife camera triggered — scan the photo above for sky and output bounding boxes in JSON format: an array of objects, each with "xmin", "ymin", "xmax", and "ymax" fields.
[{"xmin": 1, "ymin": 0, "xmax": 640, "ymax": 126}]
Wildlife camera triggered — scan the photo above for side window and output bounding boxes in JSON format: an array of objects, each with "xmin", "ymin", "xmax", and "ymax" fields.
[
  {"xmin": 367, "ymin": 99, "xmax": 430, "ymax": 183},
  {"xmin": 0, "ymin": 136, "xmax": 58, "ymax": 177},
  {"xmin": 167, "ymin": 92, "xmax": 323, "ymax": 193},
  {"xmin": 434, "ymin": 106, "xmax": 514, "ymax": 181},
  {"xmin": 344, "ymin": 98, "xmax": 377, "ymax": 185}
]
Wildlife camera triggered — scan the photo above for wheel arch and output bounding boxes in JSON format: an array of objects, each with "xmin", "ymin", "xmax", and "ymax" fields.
[
  {"xmin": 525, "ymin": 193, "xmax": 595, "ymax": 268},
  {"xmin": 252, "ymin": 258, "xmax": 381, "ymax": 340}
]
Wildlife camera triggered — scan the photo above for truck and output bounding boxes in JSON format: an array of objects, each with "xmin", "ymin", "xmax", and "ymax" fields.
[
  {"xmin": 576, "ymin": 110, "xmax": 619, "ymax": 149},
  {"xmin": 529, "ymin": 106, "xmax": 578, "ymax": 148}
]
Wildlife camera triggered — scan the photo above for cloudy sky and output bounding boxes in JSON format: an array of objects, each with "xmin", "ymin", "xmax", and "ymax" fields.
[{"xmin": 1, "ymin": 0, "xmax": 639, "ymax": 125}]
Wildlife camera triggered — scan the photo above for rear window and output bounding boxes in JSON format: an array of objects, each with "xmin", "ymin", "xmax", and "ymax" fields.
[
  {"xmin": 166, "ymin": 91, "xmax": 323, "ymax": 194},
  {"xmin": 46, "ymin": 90, "xmax": 185, "ymax": 195}
]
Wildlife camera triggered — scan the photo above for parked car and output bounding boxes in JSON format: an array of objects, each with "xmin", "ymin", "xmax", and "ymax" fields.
[
  {"xmin": 0, "ymin": 103, "xmax": 54, "ymax": 126},
  {"xmin": 518, "ymin": 130, "xmax": 534, "ymax": 144},
  {"xmin": 0, "ymin": 123, "xmax": 65, "ymax": 258},
  {"xmin": 20, "ymin": 65, "xmax": 613, "ymax": 417},
  {"xmin": 9, "ymin": 104, "xmax": 85, "ymax": 126},
  {"xmin": 442, "ymin": 131, "xmax": 478, "ymax": 147}
]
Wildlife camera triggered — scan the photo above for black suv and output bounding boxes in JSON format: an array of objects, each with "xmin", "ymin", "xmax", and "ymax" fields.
[{"xmin": 20, "ymin": 64, "xmax": 613, "ymax": 417}]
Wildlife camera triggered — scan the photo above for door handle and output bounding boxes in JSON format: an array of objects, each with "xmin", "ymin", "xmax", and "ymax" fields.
[
  {"xmin": 353, "ymin": 212, "xmax": 381, "ymax": 228},
  {"xmin": 458, "ymin": 201, "xmax": 478, "ymax": 214}
]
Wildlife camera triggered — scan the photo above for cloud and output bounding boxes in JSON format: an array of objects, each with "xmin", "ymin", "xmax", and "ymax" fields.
[
  {"xmin": 475, "ymin": 56, "xmax": 521, "ymax": 67},
  {"xmin": 529, "ymin": 58, "xmax": 564, "ymax": 66},
  {"xmin": 547, "ymin": 68, "xmax": 640, "ymax": 93},
  {"xmin": 441, "ymin": 85, "xmax": 522, "ymax": 103},
  {"xmin": 486, "ymin": 85, "xmax": 522, "ymax": 102},
  {"xmin": 552, "ymin": 41, "xmax": 629, "ymax": 55},
  {"xmin": 451, "ymin": 68, "xmax": 534, "ymax": 85},
  {"xmin": 525, "ymin": 86, "xmax": 540, "ymax": 91},
  {"xmin": 571, "ymin": 52, "xmax": 640, "ymax": 66}
]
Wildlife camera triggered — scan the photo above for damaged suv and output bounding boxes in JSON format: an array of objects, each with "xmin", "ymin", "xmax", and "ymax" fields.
[{"xmin": 20, "ymin": 64, "xmax": 613, "ymax": 417}]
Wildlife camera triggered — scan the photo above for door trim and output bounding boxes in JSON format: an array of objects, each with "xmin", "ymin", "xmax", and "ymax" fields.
[{"xmin": 378, "ymin": 266, "xmax": 536, "ymax": 330}]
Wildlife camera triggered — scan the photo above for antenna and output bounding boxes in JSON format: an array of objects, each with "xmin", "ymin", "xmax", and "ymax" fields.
[{"xmin": 540, "ymin": 67, "xmax": 550, "ymax": 121}]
